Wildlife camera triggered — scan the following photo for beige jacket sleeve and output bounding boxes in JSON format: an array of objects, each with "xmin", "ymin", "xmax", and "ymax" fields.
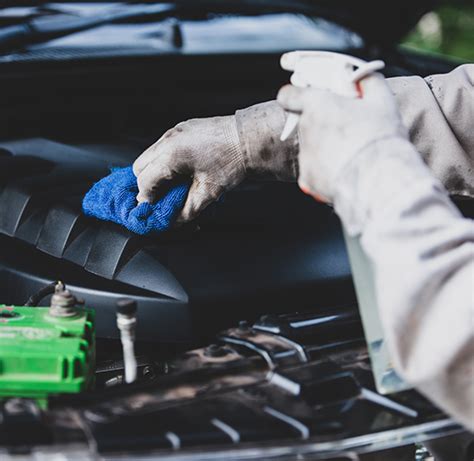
[
  {"xmin": 236, "ymin": 65, "xmax": 474, "ymax": 192},
  {"xmin": 334, "ymin": 135, "xmax": 474, "ymax": 431},
  {"xmin": 388, "ymin": 64, "xmax": 474, "ymax": 198},
  {"xmin": 333, "ymin": 66, "xmax": 474, "ymax": 430}
]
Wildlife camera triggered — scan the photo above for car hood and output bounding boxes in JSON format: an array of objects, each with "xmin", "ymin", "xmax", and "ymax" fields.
[
  {"xmin": 1, "ymin": 0, "xmax": 435, "ymax": 47},
  {"xmin": 184, "ymin": 0, "xmax": 436, "ymax": 45}
]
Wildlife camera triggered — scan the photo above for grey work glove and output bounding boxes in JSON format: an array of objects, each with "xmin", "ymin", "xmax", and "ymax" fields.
[
  {"xmin": 276, "ymin": 73, "xmax": 409, "ymax": 203},
  {"xmin": 133, "ymin": 101, "xmax": 298, "ymax": 223}
]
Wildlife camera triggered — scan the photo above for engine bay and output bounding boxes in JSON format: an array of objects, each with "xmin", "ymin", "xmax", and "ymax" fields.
[
  {"xmin": 0, "ymin": 294, "xmax": 461, "ymax": 459},
  {"xmin": 0, "ymin": 5, "xmax": 469, "ymax": 457},
  {"xmin": 0, "ymin": 136, "xmax": 357, "ymax": 343}
]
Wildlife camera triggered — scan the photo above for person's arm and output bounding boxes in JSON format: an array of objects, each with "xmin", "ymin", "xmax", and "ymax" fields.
[
  {"xmin": 277, "ymin": 74, "xmax": 474, "ymax": 430},
  {"xmin": 388, "ymin": 64, "xmax": 474, "ymax": 198},
  {"xmin": 339, "ymin": 137, "xmax": 474, "ymax": 431},
  {"xmin": 133, "ymin": 64, "xmax": 473, "ymax": 223},
  {"xmin": 133, "ymin": 101, "xmax": 298, "ymax": 223}
]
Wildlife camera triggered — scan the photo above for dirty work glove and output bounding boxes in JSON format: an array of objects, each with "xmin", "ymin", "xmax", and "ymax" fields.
[
  {"xmin": 276, "ymin": 73, "xmax": 409, "ymax": 203},
  {"xmin": 133, "ymin": 101, "xmax": 298, "ymax": 223}
]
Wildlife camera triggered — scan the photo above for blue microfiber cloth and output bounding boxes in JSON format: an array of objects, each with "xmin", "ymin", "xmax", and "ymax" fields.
[{"xmin": 82, "ymin": 166, "xmax": 189, "ymax": 235}]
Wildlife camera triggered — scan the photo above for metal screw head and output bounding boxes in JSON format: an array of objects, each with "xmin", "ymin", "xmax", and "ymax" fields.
[
  {"xmin": 238, "ymin": 320, "xmax": 250, "ymax": 331},
  {"xmin": 142, "ymin": 366, "xmax": 156, "ymax": 380},
  {"xmin": 49, "ymin": 282, "xmax": 78, "ymax": 317},
  {"xmin": 204, "ymin": 344, "xmax": 228, "ymax": 358}
]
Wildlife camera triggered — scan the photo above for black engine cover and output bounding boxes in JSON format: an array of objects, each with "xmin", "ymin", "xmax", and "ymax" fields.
[{"xmin": 0, "ymin": 138, "xmax": 355, "ymax": 342}]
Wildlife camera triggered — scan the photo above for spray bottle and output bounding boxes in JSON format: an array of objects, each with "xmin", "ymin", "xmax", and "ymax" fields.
[{"xmin": 280, "ymin": 51, "xmax": 409, "ymax": 394}]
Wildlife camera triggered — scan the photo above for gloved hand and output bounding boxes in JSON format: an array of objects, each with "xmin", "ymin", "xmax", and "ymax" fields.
[
  {"xmin": 276, "ymin": 73, "xmax": 409, "ymax": 203},
  {"xmin": 133, "ymin": 101, "xmax": 298, "ymax": 223}
]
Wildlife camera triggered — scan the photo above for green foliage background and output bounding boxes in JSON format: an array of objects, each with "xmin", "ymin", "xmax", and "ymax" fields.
[{"xmin": 402, "ymin": 4, "xmax": 474, "ymax": 61}]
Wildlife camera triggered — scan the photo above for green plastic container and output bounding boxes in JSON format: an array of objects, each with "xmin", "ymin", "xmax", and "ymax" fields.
[{"xmin": 0, "ymin": 304, "xmax": 95, "ymax": 400}]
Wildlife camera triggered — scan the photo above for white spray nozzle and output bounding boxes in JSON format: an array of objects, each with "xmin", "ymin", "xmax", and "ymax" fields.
[{"xmin": 279, "ymin": 51, "xmax": 385, "ymax": 141}]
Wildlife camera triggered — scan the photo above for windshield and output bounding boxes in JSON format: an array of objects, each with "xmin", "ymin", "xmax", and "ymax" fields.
[{"xmin": 0, "ymin": 2, "xmax": 363, "ymax": 61}]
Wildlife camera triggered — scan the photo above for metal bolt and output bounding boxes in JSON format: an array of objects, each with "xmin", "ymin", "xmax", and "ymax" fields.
[
  {"xmin": 204, "ymin": 344, "xmax": 228, "ymax": 358},
  {"xmin": 238, "ymin": 320, "xmax": 250, "ymax": 331},
  {"xmin": 49, "ymin": 282, "xmax": 78, "ymax": 317}
]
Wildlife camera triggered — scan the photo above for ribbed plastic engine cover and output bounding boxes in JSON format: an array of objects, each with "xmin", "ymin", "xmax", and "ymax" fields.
[{"xmin": 0, "ymin": 138, "xmax": 355, "ymax": 342}]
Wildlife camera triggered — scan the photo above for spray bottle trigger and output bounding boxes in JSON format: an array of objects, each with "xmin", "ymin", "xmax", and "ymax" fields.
[{"xmin": 280, "ymin": 113, "xmax": 300, "ymax": 141}]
